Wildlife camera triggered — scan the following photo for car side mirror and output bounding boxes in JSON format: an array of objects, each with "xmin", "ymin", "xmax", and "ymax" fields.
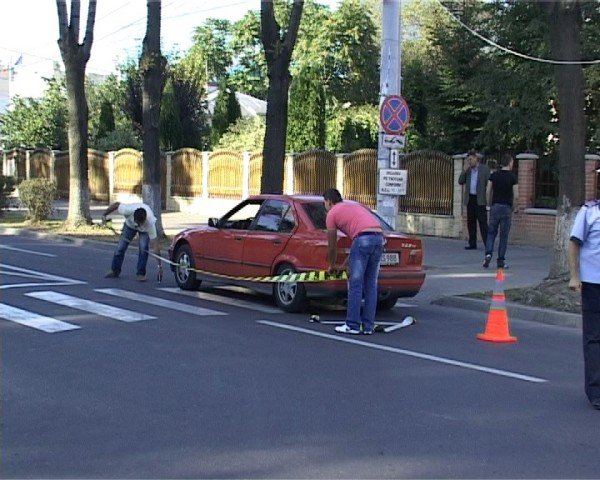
[{"xmin": 208, "ymin": 217, "xmax": 219, "ymax": 228}]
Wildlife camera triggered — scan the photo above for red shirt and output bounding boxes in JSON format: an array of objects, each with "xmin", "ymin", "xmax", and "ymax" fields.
[{"xmin": 326, "ymin": 201, "xmax": 381, "ymax": 240}]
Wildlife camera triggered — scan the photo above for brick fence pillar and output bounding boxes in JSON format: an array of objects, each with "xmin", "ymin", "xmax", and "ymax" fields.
[
  {"xmin": 515, "ymin": 153, "xmax": 538, "ymax": 209},
  {"xmin": 585, "ymin": 154, "xmax": 600, "ymax": 201}
]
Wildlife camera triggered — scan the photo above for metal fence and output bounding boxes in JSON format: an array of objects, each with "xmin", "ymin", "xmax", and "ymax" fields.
[
  {"xmin": 344, "ymin": 149, "xmax": 377, "ymax": 208},
  {"xmin": 399, "ymin": 150, "xmax": 454, "ymax": 216}
]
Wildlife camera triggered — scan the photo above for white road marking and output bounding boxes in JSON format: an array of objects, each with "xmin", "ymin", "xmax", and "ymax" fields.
[
  {"xmin": 426, "ymin": 273, "xmax": 496, "ymax": 279},
  {"xmin": 160, "ymin": 288, "xmax": 281, "ymax": 314},
  {"xmin": 0, "ymin": 245, "xmax": 56, "ymax": 257},
  {"xmin": 25, "ymin": 291, "xmax": 155, "ymax": 323},
  {"xmin": 0, "ymin": 263, "xmax": 85, "ymax": 290},
  {"xmin": 257, "ymin": 320, "xmax": 547, "ymax": 384},
  {"xmin": 96, "ymin": 288, "xmax": 227, "ymax": 316},
  {"xmin": 0, "ymin": 304, "xmax": 80, "ymax": 333},
  {"xmin": 395, "ymin": 302, "xmax": 416, "ymax": 308}
]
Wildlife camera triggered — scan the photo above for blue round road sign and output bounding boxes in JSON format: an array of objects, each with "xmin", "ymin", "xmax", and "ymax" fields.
[{"xmin": 379, "ymin": 95, "xmax": 410, "ymax": 135}]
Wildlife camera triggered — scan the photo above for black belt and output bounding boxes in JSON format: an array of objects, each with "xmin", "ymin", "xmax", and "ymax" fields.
[{"xmin": 357, "ymin": 231, "xmax": 383, "ymax": 237}]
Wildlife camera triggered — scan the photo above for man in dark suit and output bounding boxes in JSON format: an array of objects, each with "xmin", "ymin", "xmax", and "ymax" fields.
[{"xmin": 458, "ymin": 151, "xmax": 491, "ymax": 250}]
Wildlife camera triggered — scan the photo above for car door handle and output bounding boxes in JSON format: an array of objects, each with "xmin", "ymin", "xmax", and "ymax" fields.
[
  {"xmin": 272, "ymin": 239, "xmax": 282, "ymax": 245},
  {"xmin": 234, "ymin": 236, "xmax": 243, "ymax": 241}
]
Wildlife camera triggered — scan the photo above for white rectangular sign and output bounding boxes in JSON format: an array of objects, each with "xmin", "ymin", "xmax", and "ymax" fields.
[
  {"xmin": 382, "ymin": 134, "xmax": 405, "ymax": 149},
  {"xmin": 379, "ymin": 169, "xmax": 407, "ymax": 196}
]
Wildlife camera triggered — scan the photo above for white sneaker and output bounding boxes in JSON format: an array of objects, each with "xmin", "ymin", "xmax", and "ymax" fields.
[{"xmin": 335, "ymin": 324, "xmax": 360, "ymax": 335}]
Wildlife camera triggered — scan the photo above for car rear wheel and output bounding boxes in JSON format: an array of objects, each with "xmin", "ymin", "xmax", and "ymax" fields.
[
  {"xmin": 377, "ymin": 293, "xmax": 399, "ymax": 311},
  {"xmin": 174, "ymin": 245, "xmax": 201, "ymax": 290},
  {"xmin": 273, "ymin": 263, "xmax": 307, "ymax": 313}
]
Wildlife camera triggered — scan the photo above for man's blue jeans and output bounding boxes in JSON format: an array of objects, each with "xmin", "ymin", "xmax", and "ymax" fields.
[
  {"xmin": 485, "ymin": 204, "xmax": 512, "ymax": 265},
  {"xmin": 111, "ymin": 223, "xmax": 150, "ymax": 276},
  {"xmin": 346, "ymin": 233, "xmax": 384, "ymax": 333}
]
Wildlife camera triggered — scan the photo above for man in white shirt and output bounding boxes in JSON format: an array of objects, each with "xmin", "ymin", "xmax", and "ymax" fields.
[
  {"xmin": 569, "ymin": 187, "xmax": 600, "ymax": 411},
  {"xmin": 102, "ymin": 202, "xmax": 162, "ymax": 281}
]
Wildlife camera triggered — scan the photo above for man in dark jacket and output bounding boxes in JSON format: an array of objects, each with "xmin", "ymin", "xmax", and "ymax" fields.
[{"xmin": 458, "ymin": 150, "xmax": 491, "ymax": 250}]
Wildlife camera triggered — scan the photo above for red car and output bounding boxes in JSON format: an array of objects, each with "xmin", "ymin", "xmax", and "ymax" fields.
[{"xmin": 168, "ymin": 195, "xmax": 425, "ymax": 312}]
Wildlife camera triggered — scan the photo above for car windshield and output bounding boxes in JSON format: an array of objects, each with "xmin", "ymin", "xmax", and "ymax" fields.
[{"xmin": 302, "ymin": 202, "xmax": 393, "ymax": 231}]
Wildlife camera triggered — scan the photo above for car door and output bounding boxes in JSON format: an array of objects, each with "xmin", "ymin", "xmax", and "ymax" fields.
[
  {"xmin": 242, "ymin": 199, "xmax": 296, "ymax": 277},
  {"xmin": 200, "ymin": 200, "xmax": 263, "ymax": 277}
]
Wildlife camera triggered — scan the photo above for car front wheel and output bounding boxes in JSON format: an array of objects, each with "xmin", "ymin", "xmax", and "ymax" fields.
[
  {"xmin": 273, "ymin": 263, "xmax": 307, "ymax": 313},
  {"xmin": 174, "ymin": 245, "xmax": 201, "ymax": 290}
]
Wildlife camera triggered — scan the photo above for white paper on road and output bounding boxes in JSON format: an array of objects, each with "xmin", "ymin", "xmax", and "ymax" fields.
[
  {"xmin": 0, "ymin": 303, "xmax": 81, "ymax": 333},
  {"xmin": 258, "ymin": 320, "xmax": 547, "ymax": 384},
  {"xmin": 96, "ymin": 288, "xmax": 227, "ymax": 316},
  {"xmin": 160, "ymin": 287, "xmax": 281, "ymax": 314},
  {"xmin": 25, "ymin": 291, "xmax": 155, "ymax": 323}
]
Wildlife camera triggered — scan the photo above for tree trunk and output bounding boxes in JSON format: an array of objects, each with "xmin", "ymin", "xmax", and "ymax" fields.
[
  {"xmin": 260, "ymin": 0, "xmax": 303, "ymax": 194},
  {"xmin": 64, "ymin": 60, "xmax": 91, "ymax": 225},
  {"xmin": 56, "ymin": 0, "xmax": 97, "ymax": 226},
  {"xmin": 262, "ymin": 59, "xmax": 291, "ymax": 194},
  {"xmin": 140, "ymin": 0, "xmax": 166, "ymax": 236},
  {"xmin": 542, "ymin": 1, "xmax": 586, "ymax": 277}
]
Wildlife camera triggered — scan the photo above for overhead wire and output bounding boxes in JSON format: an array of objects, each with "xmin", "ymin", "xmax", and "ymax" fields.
[{"xmin": 435, "ymin": 0, "xmax": 600, "ymax": 66}]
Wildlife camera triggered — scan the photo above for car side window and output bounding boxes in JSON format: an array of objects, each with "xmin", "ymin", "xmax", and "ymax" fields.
[
  {"xmin": 219, "ymin": 202, "xmax": 262, "ymax": 230},
  {"xmin": 253, "ymin": 200, "xmax": 295, "ymax": 233}
]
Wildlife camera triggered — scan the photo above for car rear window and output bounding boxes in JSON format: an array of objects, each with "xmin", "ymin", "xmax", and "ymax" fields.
[{"xmin": 302, "ymin": 202, "xmax": 393, "ymax": 231}]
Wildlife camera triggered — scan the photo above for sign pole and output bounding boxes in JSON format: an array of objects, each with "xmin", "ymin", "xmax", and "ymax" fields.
[{"xmin": 377, "ymin": 0, "xmax": 402, "ymax": 229}]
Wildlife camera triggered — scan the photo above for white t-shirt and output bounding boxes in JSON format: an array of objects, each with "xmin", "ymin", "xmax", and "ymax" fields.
[{"xmin": 117, "ymin": 203, "xmax": 158, "ymax": 240}]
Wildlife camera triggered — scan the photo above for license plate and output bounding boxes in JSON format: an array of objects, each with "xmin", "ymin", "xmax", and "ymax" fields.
[{"xmin": 381, "ymin": 252, "xmax": 399, "ymax": 266}]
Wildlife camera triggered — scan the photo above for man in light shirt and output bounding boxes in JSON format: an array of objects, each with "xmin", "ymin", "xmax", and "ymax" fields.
[
  {"xmin": 458, "ymin": 150, "xmax": 490, "ymax": 250},
  {"xmin": 102, "ymin": 202, "xmax": 162, "ymax": 282},
  {"xmin": 568, "ymin": 184, "xmax": 600, "ymax": 411}
]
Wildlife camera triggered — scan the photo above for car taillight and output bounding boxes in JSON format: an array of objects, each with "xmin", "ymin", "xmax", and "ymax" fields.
[{"xmin": 407, "ymin": 249, "xmax": 422, "ymax": 265}]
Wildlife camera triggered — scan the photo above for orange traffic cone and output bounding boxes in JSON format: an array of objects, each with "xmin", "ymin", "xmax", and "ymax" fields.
[{"xmin": 477, "ymin": 268, "xmax": 517, "ymax": 343}]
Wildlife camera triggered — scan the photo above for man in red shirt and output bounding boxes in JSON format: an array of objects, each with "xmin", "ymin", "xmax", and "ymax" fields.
[{"xmin": 324, "ymin": 188, "xmax": 384, "ymax": 335}]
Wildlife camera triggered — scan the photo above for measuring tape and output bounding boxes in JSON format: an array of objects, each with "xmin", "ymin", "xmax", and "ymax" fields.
[
  {"xmin": 101, "ymin": 219, "xmax": 348, "ymax": 283},
  {"xmin": 150, "ymin": 251, "xmax": 348, "ymax": 283}
]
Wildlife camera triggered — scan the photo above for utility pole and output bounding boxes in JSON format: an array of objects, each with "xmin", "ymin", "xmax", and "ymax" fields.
[{"xmin": 377, "ymin": 0, "xmax": 403, "ymax": 229}]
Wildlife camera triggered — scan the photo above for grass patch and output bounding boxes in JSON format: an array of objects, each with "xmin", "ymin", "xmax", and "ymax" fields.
[{"xmin": 0, "ymin": 212, "xmax": 27, "ymax": 225}]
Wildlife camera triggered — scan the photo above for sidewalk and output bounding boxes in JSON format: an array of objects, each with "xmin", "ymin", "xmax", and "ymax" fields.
[{"xmin": 5, "ymin": 200, "xmax": 579, "ymax": 328}]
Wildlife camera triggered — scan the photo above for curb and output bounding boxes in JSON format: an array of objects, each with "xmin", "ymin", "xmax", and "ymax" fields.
[
  {"xmin": 0, "ymin": 227, "xmax": 118, "ymax": 251},
  {"xmin": 432, "ymin": 295, "xmax": 581, "ymax": 329}
]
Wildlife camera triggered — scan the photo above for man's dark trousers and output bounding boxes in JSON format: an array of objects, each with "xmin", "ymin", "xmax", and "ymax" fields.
[
  {"xmin": 582, "ymin": 282, "xmax": 600, "ymax": 404},
  {"xmin": 467, "ymin": 194, "xmax": 488, "ymax": 248}
]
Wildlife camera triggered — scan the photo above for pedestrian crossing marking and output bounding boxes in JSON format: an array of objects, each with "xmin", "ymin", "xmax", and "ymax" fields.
[
  {"xmin": 25, "ymin": 291, "xmax": 155, "ymax": 323},
  {"xmin": 95, "ymin": 288, "xmax": 227, "ymax": 316},
  {"xmin": 159, "ymin": 288, "xmax": 281, "ymax": 314},
  {"xmin": 0, "ymin": 263, "xmax": 85, "ymax": 290},
  {"xmin": 0, "ymin": 303, "xmax": 81, "ymax": 333}
]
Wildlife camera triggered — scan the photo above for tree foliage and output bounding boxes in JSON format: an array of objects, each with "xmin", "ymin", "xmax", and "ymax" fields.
[
  {"xmin": 0, "ymin": 78, "xmax": 68, "ymax": 149},
  {"xmin": 210, "ymin": 78, "xmax": 242, "ymax": 146}
]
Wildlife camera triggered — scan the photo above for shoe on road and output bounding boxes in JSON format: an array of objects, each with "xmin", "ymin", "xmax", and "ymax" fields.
[
  {"xmin": 464, "ymin": 245, "xmax": 477, "ymax": 250},
  {"xmin": 335, "ymin": 324, "xmax": 360, "ymax": 335},
  {"xmin": 483, "ymin": 254, "xmax": 492, "ymax": 268},
  {"xmin": 105, "ymin": 270, "xmax": 119, "ymax": 278},
  {"xmin": 136, "ymin": 275, "xmax": 147, "ymax": 282}
]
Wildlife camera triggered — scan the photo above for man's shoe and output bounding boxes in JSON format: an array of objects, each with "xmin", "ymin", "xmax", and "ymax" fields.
[
  {"xmin": 497, "ymin": 262, "xmax": 509, "ymax": 270},
  {"xmin": 335, "ymin": 324, "xmax": 360, "ymax": 335},
  {"xmin": 105, "ymin": 270, "xmax": 119, "ymax": 278},
  {"xmin": 483, "ymin": 254, "xmax": 492, "ymax": 268},
  {"xmin": 362, "ymin": 329, "xmax": 373, "ymax": 335},
  {"xmin": 464, "ymin": 245, "xmax": 477, "ymax": 250},
  {"xmin": 591, "ymin": 399, "xmax": 600, "ymax": 410},
  {"xmin": 136, "ymin": 274, "xmax": 147, "ymax": 282}
]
